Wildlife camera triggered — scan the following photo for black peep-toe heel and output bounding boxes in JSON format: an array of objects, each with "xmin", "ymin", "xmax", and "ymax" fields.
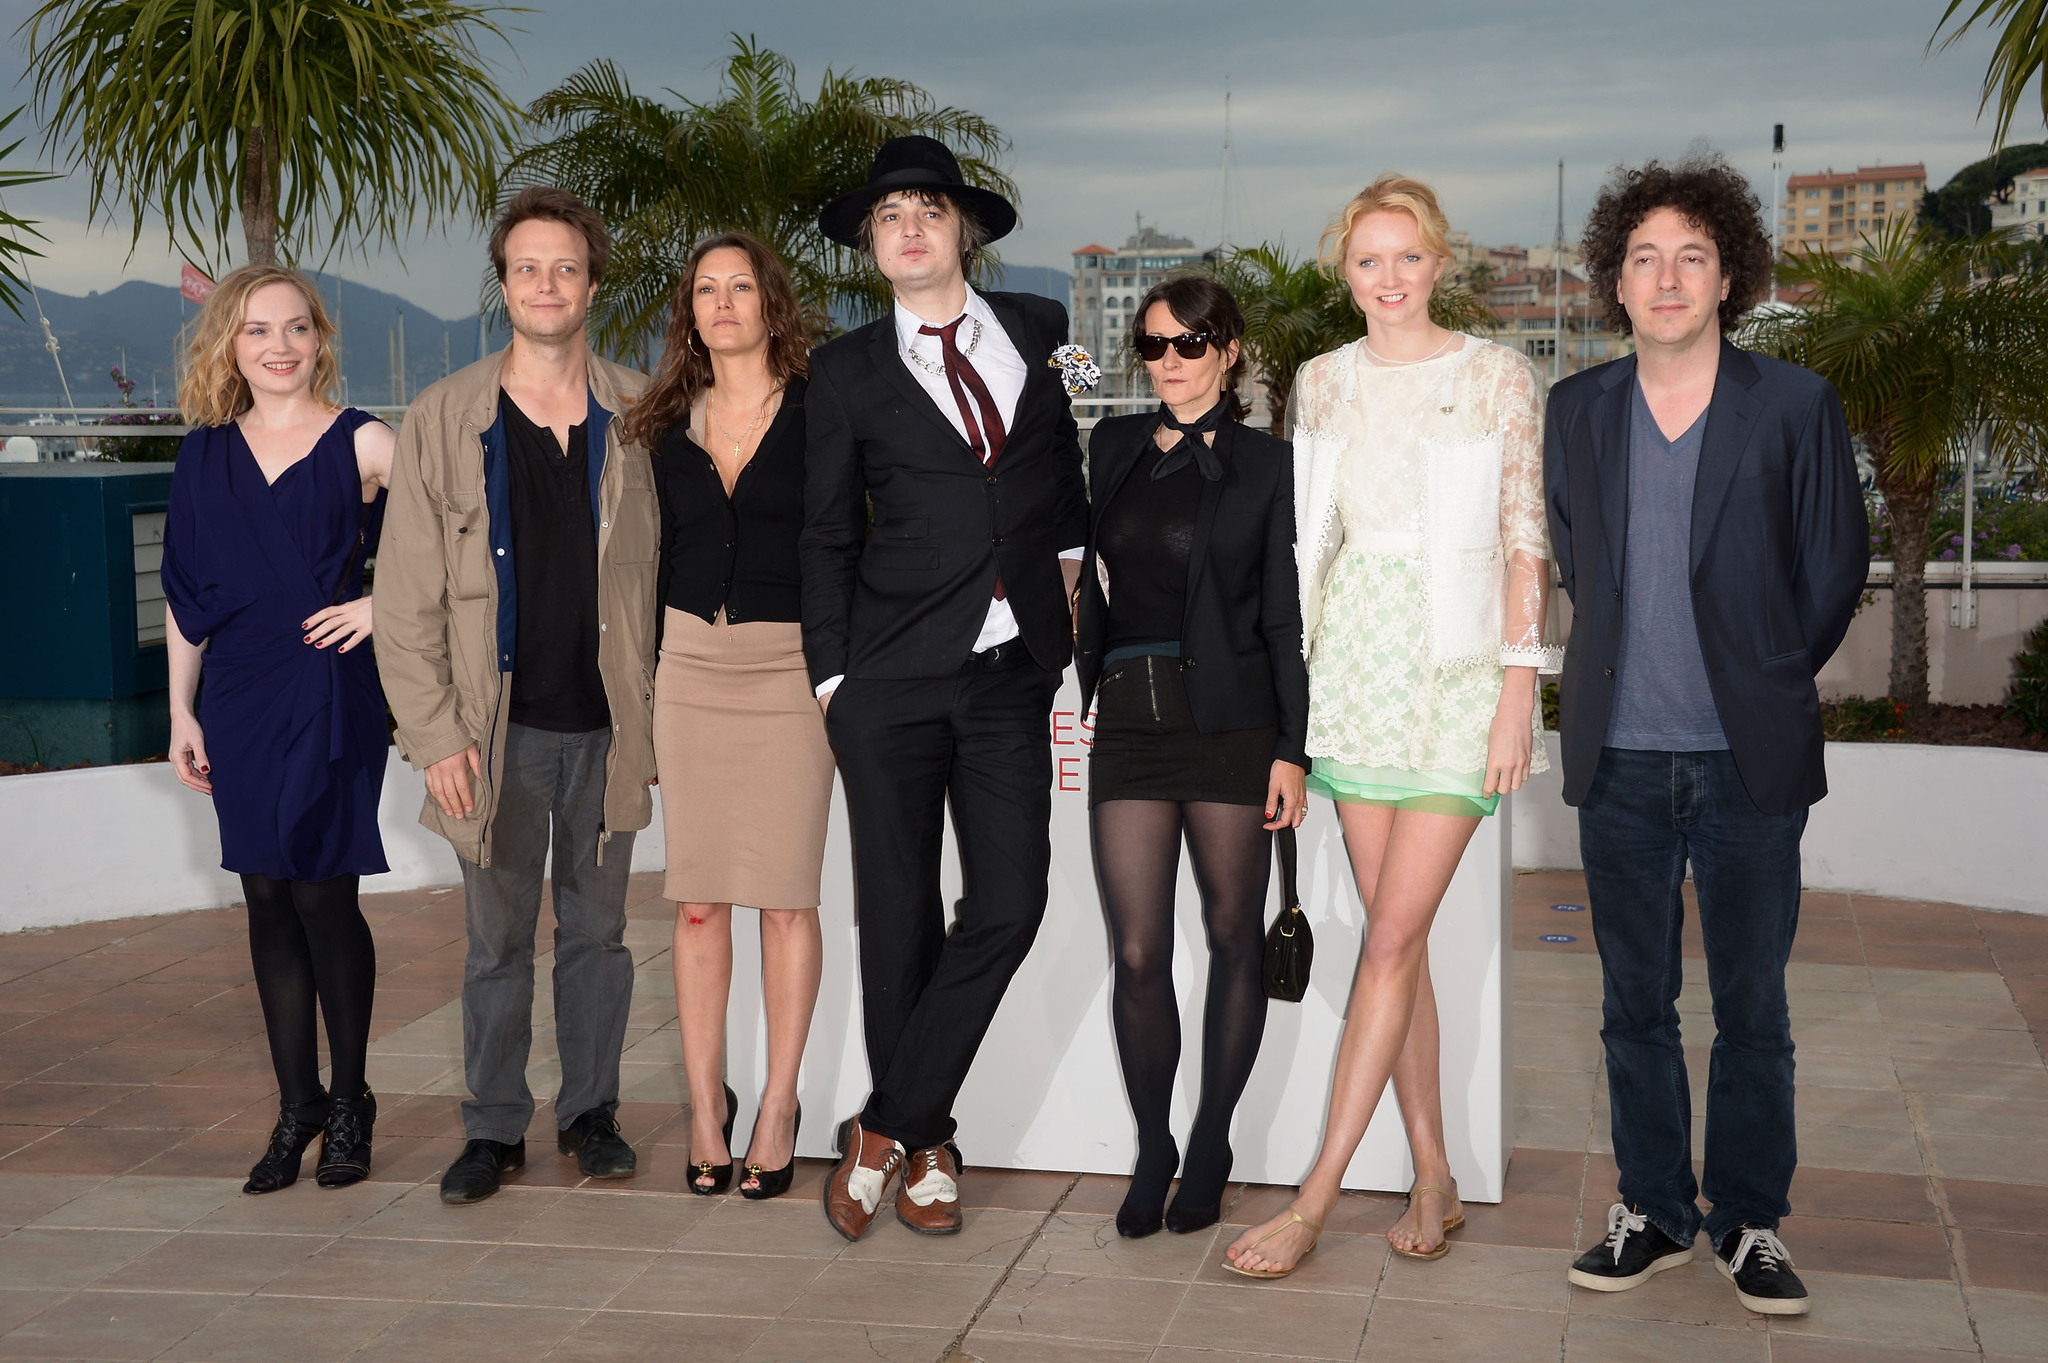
[
  {"xmin": 690, "ymin": 1083, "xmax": 739, "ymax": 1196},
  {"xmin": 739, "ymin": 1103, "xmax": 803, "ymax": 1201}
]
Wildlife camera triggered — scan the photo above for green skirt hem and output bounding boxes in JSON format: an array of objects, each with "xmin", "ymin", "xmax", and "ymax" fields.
[{"xmin": 1307, "ymin": 758, "xmax": 1499, "ymax": 818}]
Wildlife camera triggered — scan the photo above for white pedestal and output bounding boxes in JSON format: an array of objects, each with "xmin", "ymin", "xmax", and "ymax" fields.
[{"xmin": 722, "ymin": 674, "xmax": 1514, "ymax": 1201}]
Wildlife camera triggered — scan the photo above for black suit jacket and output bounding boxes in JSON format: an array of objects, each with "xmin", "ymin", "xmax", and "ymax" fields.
[
  {"xmin": 1543, "ymin": 340, "xmax": 1868, "ymax": 815},
  {"xmin": 800, "ymin": 291, "xmax": 1089, "ymax": 685},
  {"xmin": 1075, "ymin": 414, "xmax": 1310, "ymax": 768}
]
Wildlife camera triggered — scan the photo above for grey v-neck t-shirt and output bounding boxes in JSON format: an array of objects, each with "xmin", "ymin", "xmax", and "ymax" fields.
[{"xmin": 1604, "ymin": 379, "xmax": 1730, "ymax": 752}]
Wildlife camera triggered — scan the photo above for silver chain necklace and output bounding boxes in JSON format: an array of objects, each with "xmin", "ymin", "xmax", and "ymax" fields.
[
  {"xmin": 1361, "ymin": 331, "xmax": 1458, "ymax": 367},
  {"xmin": 906, "ymin": 315, "xmax": 982, "ymax": 378}
]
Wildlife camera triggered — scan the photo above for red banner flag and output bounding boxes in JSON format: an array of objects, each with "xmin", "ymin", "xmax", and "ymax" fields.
[{"xmin": 180, "ymin": 263, "xmax": 214, "ymax": 304}]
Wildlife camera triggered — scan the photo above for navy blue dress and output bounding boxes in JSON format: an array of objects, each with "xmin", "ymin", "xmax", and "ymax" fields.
[{"xmin": 162, "ymin": 409, "xmax": 391, "ymax": 880}]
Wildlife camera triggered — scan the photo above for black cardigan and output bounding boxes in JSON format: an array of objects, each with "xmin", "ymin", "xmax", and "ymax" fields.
[
  {"xmin": 655, "ymin": 376, "xmax": 807, "ymax": 628},
  {"xmin": 1076, "ymin": 413, "xmax": 1310, "ymax": 768}
]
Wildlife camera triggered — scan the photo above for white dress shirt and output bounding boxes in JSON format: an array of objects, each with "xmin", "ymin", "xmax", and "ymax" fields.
[{"xmin": 816, "ymin": 288, "xmax": 1080, "ymax": 696}]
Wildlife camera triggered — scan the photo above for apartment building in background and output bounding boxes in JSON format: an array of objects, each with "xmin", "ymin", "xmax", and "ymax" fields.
[
  {"xmin": 1988, "ymin": 167, "xmax": 2048, "ymax": 240},
  {"xmin": 1779, "ymin": 163, "xmax": 1927, "ymax": 261}
]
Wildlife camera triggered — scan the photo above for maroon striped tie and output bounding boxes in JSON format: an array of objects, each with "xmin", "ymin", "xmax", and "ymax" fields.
[{"xmin": 920, "ymin": 318, "xmax": 1008, "ymax": 599}]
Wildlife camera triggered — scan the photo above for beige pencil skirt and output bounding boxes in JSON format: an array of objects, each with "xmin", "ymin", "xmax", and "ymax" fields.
[{"xmin": 652, "ymin": 606, "xmax": 834, "ymax": 910}]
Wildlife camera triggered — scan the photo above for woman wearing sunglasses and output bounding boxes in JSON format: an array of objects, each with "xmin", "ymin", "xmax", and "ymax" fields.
[
  {"xmin": 1224, "ymin": 175, "xmax": 1561, "ymax": 1279},
  {"xmin": 1074, "ymin": 275, "xmax": 1309, "ymax": 1240}
]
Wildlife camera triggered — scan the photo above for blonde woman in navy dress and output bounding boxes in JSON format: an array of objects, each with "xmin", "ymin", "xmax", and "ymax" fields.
[{"xmin": 161, "ymin": 266, "xmax": 395, "ymax": 1194}]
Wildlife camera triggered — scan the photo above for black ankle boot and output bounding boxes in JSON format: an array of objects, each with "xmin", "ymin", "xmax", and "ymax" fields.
[
  {"xmin": 1117, "ymin": 1136, "xmax": 1180, "ymax": 1239},
  {"xmin": 1165, "ymin": 1136, "xmax": 1231, "ymax": 1234},
  {"xmin": 315, "ymin": 1088, "xmax": 377, "ymax": 1189},
  {"xmin": 245, "ymin": 1093, "xmax": 330, "ymax": 1194}
]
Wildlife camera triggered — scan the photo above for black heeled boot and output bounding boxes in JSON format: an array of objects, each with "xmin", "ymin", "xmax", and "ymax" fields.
[
  {"xmin": 315, "ymin": 1087, "xmax": 377, "ymax": 1189},
  {"xmin": 690, "ymin": 1083, "xmax": 740, "ymax": 1196},
  {"xmin": 1116, "ymin": 1135, "xmax": 1180, "ymax": 1239},
  {"xmin": 739, "ymin": 1103, "xmax": 803, "ymax": 1201},
  {"xmin": 244, "ymin": 1092, "xmax": 330, "ymax": 1194}
]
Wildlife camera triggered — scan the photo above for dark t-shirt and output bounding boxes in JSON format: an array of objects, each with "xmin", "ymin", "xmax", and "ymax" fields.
[
  {"xmin": 503, "ymin": 391, "xmax": 610, "ymax": 734},
  {"xmin": 1605, "ymin": 380, "xmax": 1729, "ymax": 751},
  {"xmin": 1098, "ymin": 441, "xmax": 1203, "ymax": 651}
]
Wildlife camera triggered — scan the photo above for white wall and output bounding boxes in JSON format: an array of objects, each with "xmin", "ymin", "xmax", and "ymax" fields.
[
  {"xmin": 1510, "ymin": 737, "xmax": 2048, "ymax": 916},
  {"xmin": 0, "ymin": 748, "xmax": 665, "ymax": 934}
]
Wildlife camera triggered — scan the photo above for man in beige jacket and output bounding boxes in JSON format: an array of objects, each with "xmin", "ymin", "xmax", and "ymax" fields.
[{"xmin": 377, "ymin": 187, "xmax": 657, "ymax": 1204}]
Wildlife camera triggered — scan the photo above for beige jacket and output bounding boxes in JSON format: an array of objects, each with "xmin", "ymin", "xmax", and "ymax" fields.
[{"xmin": 376, "ymin": 348, "xmax": 656, "ymax": 867}]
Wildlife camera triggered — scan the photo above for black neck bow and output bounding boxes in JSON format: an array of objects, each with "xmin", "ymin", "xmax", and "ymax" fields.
[{"xmin": 1150, "ymin": 397, "xmax": 1230, "ymax": 481}]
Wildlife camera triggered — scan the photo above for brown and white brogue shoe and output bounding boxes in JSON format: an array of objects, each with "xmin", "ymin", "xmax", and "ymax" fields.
[
  {"xmin": 896, "ymin": 1143, "xmax": 964, "ymax": 1235},
  {"xmin": 822, "ymin": 1117, "xmax": 902, "ymax": 1242}
]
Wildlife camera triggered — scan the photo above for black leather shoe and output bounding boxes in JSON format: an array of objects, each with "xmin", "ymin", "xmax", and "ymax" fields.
[
  {"xmin": 1568, "ymin": 1203, "xmax": 1694, "ymax": 1291},
  {"xmin": 739, "ymin": 1102, "xmax": 802, "ymax": 1201},
  {"xmin": 558, "ymin": 1107, "xmax": 637, "ymax": 1179},
  {"xmin": 1716, "ymin": 1225, "xmax": 1810, "ymax": 1315},
  {"xmin": 689, "ymin": 1083, "xmax": 739, "ymax": 1196},
  {"xmin": 439, "ymin": 1138, "xmax": 526, "ymax": 1204},
  {"xmin": 315, "ymin": 1088, "xmax": 377, "ymax": 1189},
  {"xmin": 244, "ymin": 1093, "xmax": 330, "ymax": 1195}
]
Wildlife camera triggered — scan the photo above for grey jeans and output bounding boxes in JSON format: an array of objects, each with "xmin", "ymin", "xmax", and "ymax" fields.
[{"xmin": 458, "ymin": 723, "xmax": 636, "ymax": 1143}]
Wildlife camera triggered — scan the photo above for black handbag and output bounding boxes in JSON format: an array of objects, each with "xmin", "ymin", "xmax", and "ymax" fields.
[{"xmin": 1262, "ymin": 825, "xmax": 1312, "ymax": 1002}]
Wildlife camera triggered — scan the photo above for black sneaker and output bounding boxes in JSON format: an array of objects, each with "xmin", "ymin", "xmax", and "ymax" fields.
[
  {"xmin": 1567, "ymin": 1203, "xmax": 1694, "ymax": 1291},
  {"xmin": 558, "ymin": 1108, "xmax": 636, "ymax": 1179},
  {"xmin": 1716, "ymin": 1225, "xmax": 1810, "ymax": 1315}
]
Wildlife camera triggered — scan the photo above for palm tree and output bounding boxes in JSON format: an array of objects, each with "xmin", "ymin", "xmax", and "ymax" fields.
[
  {"xmin": 1209, "ymin": 243, "xmax": 1498, "ymax": 435},
  {"xmin": 18, "ymin": 0, "xmax": 521, "ymax": 269},
  {"xmin": 0, "ymin": 107, "xmax": 58, "ymax": 318},
  {"xmin": 1748, "ymin": 221, "xmax": 2048, "ymax": 710},
  {"xmin": 502, "ymin": 36, "xmax": 1015, "ymax": 354},
  {"xmin": 1934, "ymin": 0, "xmax": 2048, "ymax": 147}
]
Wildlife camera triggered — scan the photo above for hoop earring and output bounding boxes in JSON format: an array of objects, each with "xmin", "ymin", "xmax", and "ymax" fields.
[{"xmin": 688, "ymin": 328, "xmax": 709, "ymax": 356}]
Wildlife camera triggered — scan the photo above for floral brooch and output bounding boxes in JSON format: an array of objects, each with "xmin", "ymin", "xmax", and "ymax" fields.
[{"xmin": 1048, "ymin": 344, "xmax": 1101, "ymax": 397}]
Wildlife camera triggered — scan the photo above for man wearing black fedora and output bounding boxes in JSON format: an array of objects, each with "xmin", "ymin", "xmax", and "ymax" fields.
[{"xmin": 800, "ymin": 135, "xmax": 1087, "ymax": 1240}]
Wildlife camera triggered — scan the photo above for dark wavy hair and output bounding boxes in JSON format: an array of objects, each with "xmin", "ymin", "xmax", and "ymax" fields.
[
  {"xmin": 1582, "ymin": 153, "xmax": 1773, "ymax": 336},
  {"xmin": 1127, "ymin": 275, "xmax": 1250, "ymax": 422},
  {"xmin": 622, "ymin": 231, "xmax": 809, "ymax": 449}
]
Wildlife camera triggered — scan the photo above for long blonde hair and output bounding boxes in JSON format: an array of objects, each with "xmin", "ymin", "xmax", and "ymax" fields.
[
  {"xmin": 178, "ymin": 266, "xmax": 341, "ymax": 427},
  {"xmin": 1318, "ymin": 173, "xmax": 1455, "ymax": 271}
]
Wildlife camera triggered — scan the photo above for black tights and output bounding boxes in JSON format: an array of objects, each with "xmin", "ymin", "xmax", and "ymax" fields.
[
  {"xmin": 240, "ymin": 874, "xmax": 377, "ymax": 1105},
  {"xmin": 1091, "ymin": 799, "xmax": 1272, "ymax": 1214}
]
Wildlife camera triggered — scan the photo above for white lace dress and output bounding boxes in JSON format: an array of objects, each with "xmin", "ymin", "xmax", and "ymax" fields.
[{"xmin": 1292, "ymin": 336, "xmax": 1561, "ymax": 816}]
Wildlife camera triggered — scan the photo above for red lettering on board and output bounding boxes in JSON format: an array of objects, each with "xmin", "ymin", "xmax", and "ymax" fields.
[{"xmin": 1058, "ymin": 756, "xmax": 1081, "ymax": 792}]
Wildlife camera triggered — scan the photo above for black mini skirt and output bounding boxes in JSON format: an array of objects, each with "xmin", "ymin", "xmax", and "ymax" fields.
[{"xmin": 1088, "ymin": 655, "xmax": 1275, "ymax": 807}]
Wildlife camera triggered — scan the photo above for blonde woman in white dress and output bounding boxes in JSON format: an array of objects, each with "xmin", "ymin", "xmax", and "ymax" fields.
[{"xmin": 1226, "ymin": 175, "xmax": 1561, "ymax": 1277}]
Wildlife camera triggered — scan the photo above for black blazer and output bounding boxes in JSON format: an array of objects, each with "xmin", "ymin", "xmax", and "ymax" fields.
[
  {"xmin": 800, "ymin": 291, "xmax": 1089, "ymax": 685},
  {"xmin": 1543, "ymin": 341, "xmax": 1868, "ymax": 815},
  {"xmin": 1076, "ymin": 414, "xmax": 1309, "ymax": 768}
]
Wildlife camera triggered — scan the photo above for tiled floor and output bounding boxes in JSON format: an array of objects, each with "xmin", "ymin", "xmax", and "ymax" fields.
[{"xmin": 2, "ymin": 871, "xmax": 2045, "ymax": 1361}]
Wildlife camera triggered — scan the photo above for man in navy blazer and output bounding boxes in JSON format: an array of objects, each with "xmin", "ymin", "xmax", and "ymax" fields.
[{"xmin": 1545, "ymin": 156, "xmax": 1866, "ymax": 1317}]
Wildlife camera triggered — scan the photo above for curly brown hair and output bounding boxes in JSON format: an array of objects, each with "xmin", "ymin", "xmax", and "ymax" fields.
[
  {"xmin": 1582, "ymin": 153, "xmax": 1773, "ymax": 336},
  {"xmin": 621, "ymin": 232, "xmax": 809, "ymax": 449}
]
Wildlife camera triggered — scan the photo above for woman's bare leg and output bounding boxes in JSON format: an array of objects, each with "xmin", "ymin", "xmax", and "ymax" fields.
[
  {"xmin": 740, "ymin": 907, "xmax": 823, "ymax": 1189},
  {"xmin": 1385, "ymin": 956, "xmax": 1462, "ymax": 1254},
  {"xmin": 673, "ymin": 902, "xmax": 733, "ymax": 1191},
  {"xmin": 1225, "ymin": 804, "xmax": 1479, "ymax": 1272}
]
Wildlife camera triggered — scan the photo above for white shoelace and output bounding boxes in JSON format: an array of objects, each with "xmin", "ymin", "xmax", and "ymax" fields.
[
  {"xmin": 1602, "ymin": 1202, "xmax": 1648, "ymax": 1263},
  {"xmin": 903, "ymin": 1146, "xmax": 959, "ymax": 1207},
  {"xmin": 1726, "ymin": 1227, "xmax": 1794, "ymax": 1276},
  {"xmin": 845, "ymin": 1144, "xmax": 903, "ymax": 1214}
]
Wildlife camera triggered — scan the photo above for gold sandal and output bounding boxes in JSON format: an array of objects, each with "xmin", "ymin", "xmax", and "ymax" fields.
[
  {"xmin": 1390, "ymin": 1183, "xmax": 1462, "ymax": 1261},
  {"xmin": 1223, "ymin": 1208, "xmax": 1324, "ymax": 1280}
]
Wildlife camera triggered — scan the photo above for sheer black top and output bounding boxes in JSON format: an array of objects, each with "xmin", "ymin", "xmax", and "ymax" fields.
[{"xmin": 1097, "ymin": 446, "xmax": 1203, "ymax": 651}]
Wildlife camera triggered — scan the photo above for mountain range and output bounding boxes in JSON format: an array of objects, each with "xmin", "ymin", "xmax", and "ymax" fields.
[{"xmin": 0, "ymin": 263, "xmax": 1076, "ymax": 409}]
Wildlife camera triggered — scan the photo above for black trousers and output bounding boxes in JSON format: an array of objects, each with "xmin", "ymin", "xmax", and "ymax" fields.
[{"xmin": 825, "ymin": 641, "xmax": 1059, "ymax": 1150}]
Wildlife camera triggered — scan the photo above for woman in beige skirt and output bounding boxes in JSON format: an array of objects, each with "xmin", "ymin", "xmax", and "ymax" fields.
[{"xmin": 622, "ymin": 231, "xmax": 831, "ymax": 1200}]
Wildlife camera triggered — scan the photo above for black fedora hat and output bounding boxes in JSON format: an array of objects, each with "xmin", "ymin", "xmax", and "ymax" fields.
[{"xmin": 818, "ymin": 135, "xmax": 1017, "ymax": 248}]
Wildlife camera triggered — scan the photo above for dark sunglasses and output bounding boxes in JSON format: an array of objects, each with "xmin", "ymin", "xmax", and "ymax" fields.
[{"xmin": 1135, "ymin": 330, "xmax": 1213, "ymax": 362}]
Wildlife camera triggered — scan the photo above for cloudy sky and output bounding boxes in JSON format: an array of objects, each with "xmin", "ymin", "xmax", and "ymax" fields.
[{"xmin": 0, "ymin": 0, "xmax": 2021, "ymax": 319}]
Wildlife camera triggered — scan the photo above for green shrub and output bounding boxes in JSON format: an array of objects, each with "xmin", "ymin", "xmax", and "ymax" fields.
[
  {"xmin": 1825, "ymin": 694, "xmax": 1909, "ymax": 741},
  {"xmin": 2008, "ymin": 619, "xmax": 2048, "ymax": 737}
]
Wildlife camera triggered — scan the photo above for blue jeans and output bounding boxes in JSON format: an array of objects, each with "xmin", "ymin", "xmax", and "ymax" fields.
[{"xmin": 1578, "ymin": 747, "xmax": 1806, "ymax": 1247}]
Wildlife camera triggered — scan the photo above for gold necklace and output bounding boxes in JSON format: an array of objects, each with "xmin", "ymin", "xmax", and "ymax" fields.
[{"xmin": 708, "ymin": 390, "xmax": 773, "ymax": 459}]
